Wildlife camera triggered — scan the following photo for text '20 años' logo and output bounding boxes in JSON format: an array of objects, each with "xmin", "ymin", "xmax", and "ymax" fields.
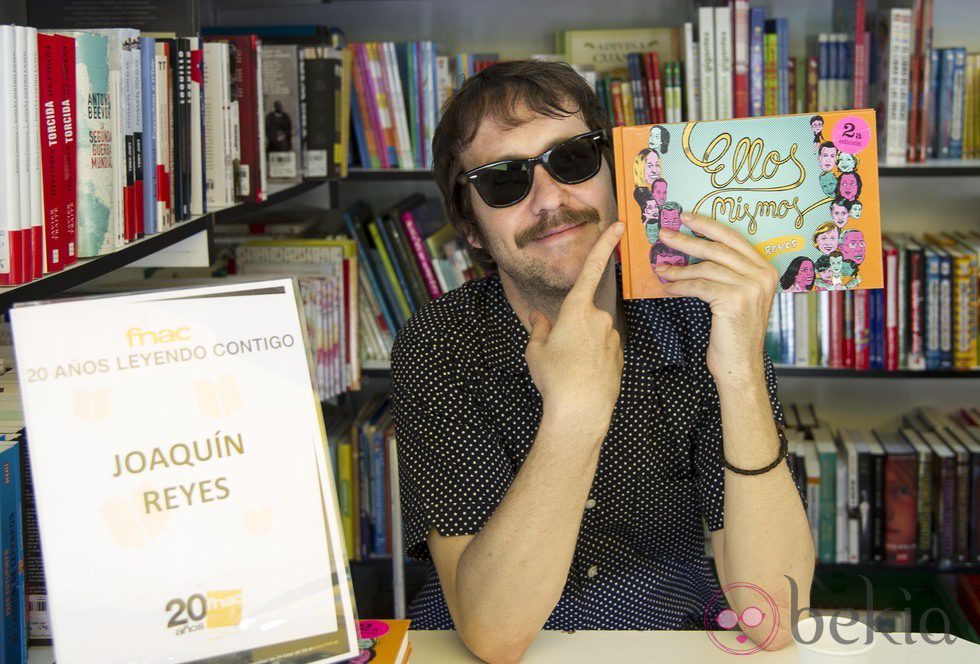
[{"xmin": 166, "ymin": 590, "xmax": 243, "ymax": 637}]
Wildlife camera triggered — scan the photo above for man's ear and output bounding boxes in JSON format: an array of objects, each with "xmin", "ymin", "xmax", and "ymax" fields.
[{"xmin": 466, "ymin": 231, "xmax": 483, "ymax": 250}]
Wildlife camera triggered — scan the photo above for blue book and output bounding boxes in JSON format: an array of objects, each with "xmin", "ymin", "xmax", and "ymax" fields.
[
  {"xmin": 394, "ymin": 43, "xmax": 418, "ymax": 166},
  {"xmin": 924, "ymin": 246, "xmax": 941, "ymax": 369},
  {"xmin": 371, "ymin": 417, "xmax": 388, "ymax": 555},
  {"xmin": 937, "ymin": 247, "xmax": 953, "ymax": 369},
  {"xmin": 357, "ymin": 418, "xmax": 373, "ymax": 561},
  {"xmin": 140, "ymin": 37, "xmax": 158, "ymax": 235},
  {"xmin": 0, "ymin": 442, "xmax": 26, "ymax": 663},
  {"xmin": 842, "ymin": 38, "xmax": 852, "ymax": 107},
  {"xmin": 926, "ymin": 48, "xmax": 941, "ymax": 159},
  {"xmin": 349, "ymin": 85, "xmax": 371, "ymax": 169},
  {"xmin": 343, "ymin": 203, "xmax": 401, "ymax": 332},
  {"xmin": 776, "ymin": 19, "xmax": 790, "ymax": 115},
  {"xmin": 749, "ymin": 8, "xmax": 765, "ymax": 117},
  {"xmin": 429, "ymin": 41, "xmax": 440, "ymax": 169},
  {"xmin": 949, "ymin": 48, "xmax": 966, "ymax": 159},
  {"xmin": 869, "ymin": 289, "xmax": 884, "ymax": 370},
  {"xmin": 937, "ymin": 48, "xmax": 955, "ymax": 158}
]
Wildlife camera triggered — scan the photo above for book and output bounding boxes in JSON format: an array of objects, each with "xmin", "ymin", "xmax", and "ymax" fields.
[
  {"xmin": 260, "ymin": 44, "xmax": 303, "ymax": 184},
  {"xmin": 355, "ymin": 619, "xmax": 411, "ymax": 663},
  {"xmin": 874, "ymin": 430, "xmax": 918, "ymax": 565},
  {"xmin": 613, "ymin": 109, "xmax": 883, "ymax": 299},
  {"xmin": 557, "ymin": 27, "xmax": 680, "ymax": 76},
  {"xmin": 0, "ymin": 440, "xmax": 27, "ymax": 662}
]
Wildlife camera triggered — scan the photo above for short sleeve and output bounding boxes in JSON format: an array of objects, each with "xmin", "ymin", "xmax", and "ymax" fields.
[
  {"xmin": 693, "ymin": 352, "xmax": 807, "ymax": 532},
  {"xmin": 391, "ymin": 323, "xmax": 515, "ymax": 562}
]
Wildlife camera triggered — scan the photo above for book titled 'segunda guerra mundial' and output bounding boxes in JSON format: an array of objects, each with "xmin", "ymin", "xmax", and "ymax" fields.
[{"xmin": 613, "ymin": 109, "xmax": 882, "ymax": 298}]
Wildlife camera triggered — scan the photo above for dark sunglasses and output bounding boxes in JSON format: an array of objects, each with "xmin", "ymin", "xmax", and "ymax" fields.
[{"xmin": 457, "ymin": 129, "xmax": 608, "ymax": 208}]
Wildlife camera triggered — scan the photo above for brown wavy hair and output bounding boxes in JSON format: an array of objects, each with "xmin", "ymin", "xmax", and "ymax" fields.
[{"xmin": 432, "ymin": 60, "xmax": 612, "ymax": 273}]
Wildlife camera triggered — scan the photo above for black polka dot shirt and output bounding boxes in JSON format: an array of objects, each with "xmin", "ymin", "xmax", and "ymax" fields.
[{"xmin": 391, "ymin": 263, "xmax": 806, "ymax": 631}]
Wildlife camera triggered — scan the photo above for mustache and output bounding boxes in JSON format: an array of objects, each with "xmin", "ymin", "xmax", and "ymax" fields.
[{"xmin": 515, "ymin": 207, "xmax": 602, "ymax": 248}]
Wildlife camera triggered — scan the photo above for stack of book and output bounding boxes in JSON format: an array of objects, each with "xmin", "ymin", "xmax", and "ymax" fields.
[
  {"xmin": 784, "ymin": 403, "xmax": 980, "ymax": 568},
  {"xmin": 557, "ymin": 2, "xmax": 980, "ymax": 166},
  {"xmin": 766, "ymin": 231, "xmax": 980, "ymax": 372},
  {"xmin": 344, "ymin": 197, "xmax": 485, "ymax": 362}
]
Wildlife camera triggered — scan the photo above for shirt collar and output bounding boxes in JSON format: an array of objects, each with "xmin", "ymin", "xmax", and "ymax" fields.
[{"xmin": 484, "ymin": 262, "xmax": 687, "ymax": 376}]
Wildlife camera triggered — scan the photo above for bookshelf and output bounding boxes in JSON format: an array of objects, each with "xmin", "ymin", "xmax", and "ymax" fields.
[{"xmin": 0, "ymin": 179, "xmax": 333, "ymax": 315}]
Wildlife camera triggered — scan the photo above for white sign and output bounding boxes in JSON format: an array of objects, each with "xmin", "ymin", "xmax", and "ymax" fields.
[{"xmin": 11, "ymin": 279, "xmax": 359, "ymax": 663}]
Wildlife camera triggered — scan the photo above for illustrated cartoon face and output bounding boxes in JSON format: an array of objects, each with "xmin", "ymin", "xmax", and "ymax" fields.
[
  {"xmin": 837, "ymin": 152, "xmax": 857, "ymax": 173},
  {"xmin": 840, "ymin": 231, "xmax": 866, "ymax": 264},
  {"xmin": 850, "ymin": 202, "xmax": 863, "ymax": 219},
  {"xmin": 652, "ymin": 180, "xmax": 668, "ymax": 206},
  {"xmin": 815, "ymin": 227, "xmax": 839, "ymax": 255},
  {"xmin": 660, "ymin": 207, "xmax": 682, "ymax": 232},
  {"xmin": 818, "ymin": 266, "xmax": 834, "ymax": 283},
  {"xmin": 818, "ymin": 146, "xmax": 838, "ymax": 172},
  {"xmin": 796, "ymin": 260, "xmax": 815, "ymax": 289},
  {"xmin": 830, "ymin": 203, "xmax": 849, "ymax": 228},
  {"xmin": 838, "ymin": 173, "xmax": 859, "ymax": 200},
  {"xmin": 643, "ymin": 198, "xmax": 659, "ymax": 223},
  {"xmin": 819, "ymin": 171, "xmax": 838, "ymax": 196},
  {"xmin": 830, "ymin": 254, "xmax": 844, "ymax": 276},
  {"xmin": 811, "ymin": 119, "xmax": 823, "ymax": 135},
  {"xmin": 653, "ymin": 252, "xmax": 687, "ymax": 283},
  {"xmin": 649, "ymin": 127, "xmax": 663, "ymax": 151},
  {"xmin": 643, "ymin": 151, "xmax": 661, "ymax": 184}
]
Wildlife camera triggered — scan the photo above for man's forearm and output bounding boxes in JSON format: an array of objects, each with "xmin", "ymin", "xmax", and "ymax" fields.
[
  {"xmin": 716, "ymin": 378, "xmax": 815, "ymax": 650},
  {"xmin": 454, "ymin": 403, "xmax": 607, "ymax": 656}
]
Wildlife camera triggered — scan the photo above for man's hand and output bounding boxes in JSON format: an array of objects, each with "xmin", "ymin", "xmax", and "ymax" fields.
[
  {"xmin": 653, "ymin": 212, "xmax": 778, "ymax": 386},
  {"xmin": 525, "ymin": 221, "xmax": 625, "ymax": 433}
]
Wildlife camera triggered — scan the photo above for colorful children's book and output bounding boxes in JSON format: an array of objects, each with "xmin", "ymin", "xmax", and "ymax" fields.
[
  {"xmin": 354, "ymin": 619, "xmax": 411, "ymax": 664},
  {"xmin": 613, "ymin": 109, "xmax": 883, "ymax": 299}
]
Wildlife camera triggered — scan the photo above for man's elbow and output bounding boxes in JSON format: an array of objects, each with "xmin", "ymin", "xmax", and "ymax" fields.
[{"xmin": 459, "ymin": 622, "xmax": 536, "ymax": 664}]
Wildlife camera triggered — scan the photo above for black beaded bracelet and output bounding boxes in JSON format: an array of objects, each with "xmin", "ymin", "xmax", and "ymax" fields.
[{"xmin": 720, "ymin": 421, "xmax": 789, "ymax": 476}]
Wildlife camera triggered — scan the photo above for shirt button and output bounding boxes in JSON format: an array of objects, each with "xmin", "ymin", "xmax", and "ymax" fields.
[
  {"xmin": 585, "ymin": 498, "xmax": 596, "ymax": 509},
  {"xmin": 587, "ymin": 565, "xmax": 598, "ymax": 578}
]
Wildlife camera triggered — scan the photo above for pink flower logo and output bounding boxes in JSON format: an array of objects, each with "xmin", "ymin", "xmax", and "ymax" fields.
[{"xmin": 703, "ymin": 582, "xmax": 780, "ymax": 655}]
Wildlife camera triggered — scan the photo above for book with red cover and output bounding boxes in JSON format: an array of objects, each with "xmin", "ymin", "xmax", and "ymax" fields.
[
  {"xmin": 829, "ymin": 290, "xmax": 844, "ymax": 367},
  {"xmin": 399, "ymin": 199, "xmax": 444, "ymax": 302},
  {"xmin": 37, "ymin": 33, "xmax": 67, "ymax": 273},
  {"xmin": 854, "ymin": 289, "xmax": 871, "ymax": 370},
  {"xmin": 649, "ymin": 51, "xmax": 665, "ymax": 124},
  {"xmin": 905, "ymin": 236, "xmax": 926, "ymax": 369},
  {"xmin": 875, "ymin": 431, "xmax": 918, "ymax": 565},
  {"xmin": 206, "ymin": 35, "xmax": 265, "ymax": 202},
  {"xmin": 642, "ymin": 52, "xmax": 658, "ymax": 124}
]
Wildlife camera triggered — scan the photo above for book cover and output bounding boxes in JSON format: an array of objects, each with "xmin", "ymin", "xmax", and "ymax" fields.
[
  {"xmin": 261, "ymin": 44, "xmax": 303, "ymax": 183},
  {"xmin": 875, "ymin": 431, "xmax": 918, "ymax": 565},
  {"xmin": 559, "ymin": 27, "xmax": 680, "ymax": 77},
  {"xmin": 899, "ymin": 427, "xmax": 933, "ymax": 563},
  {"xmin": 0, "ymin": 441, "xmax": 27, "ymax": 662},
  {"xmin": 613, "ymin": 110, "xmax": 883, "ymax": 299},
  {"xmin": 37, "ymin": 33, "xmax": 68, "ymax": 273},
  {"xmin": 301, "ymin": 43, "xmax": 342, "ymax": 177},
  {"xmin": 354, "ymin": 619, "xmax": 410, "ymax": 664}
]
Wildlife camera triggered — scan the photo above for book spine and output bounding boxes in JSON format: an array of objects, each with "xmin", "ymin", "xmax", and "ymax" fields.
[
  {"xmin": 748, "ymin": 8, "xmax": 764, "ymax": 117},
  {"xmin": 818, "ymin": 34, "xmax": 830, "ymax": 112},
  {"xmin": 954, "ymin": 448, "xmax": 970, "ymax": 563},
  {"xmin": 806, "ymin": 55, "xmax": 818, "ymax": 113},
  {"xmin": 884, "ymin": 452, "xmax": 917, "ymax": 565},
  {"xmin": 626, "ymin": 53, "xmax": 646, "ymax": 125},
  {"xmin": 371, "ymin": 422, "xmax": 387, "ymax": 556},
  {"xmin": 818, "ymin": 448, "xmax": 837, "ymax": 563},
  {"xmin": 367, "ymin": 220, "xmax": 413, "ymax": 320},
  {"xmin": 763, "ymin": 24, "xmax": 778, "ymax": 116},
  {"xmin": 854, "ymin": 289, "xmax": 870, "ymax": 370},
  {"xmin": 951, "ymin": 250, "xmax": 976, "ymax": 369},
  {"xmin": 777, "ymin": 20, "xmax": 790, "ymax": 114},
  {"xmin": 650, "ymin": 52, "xmax": 664, "ymax": 124},
  {"xmin": 886, "ymin": 10, "xmax": 912, "ymax": 165},
  {"xmin": 733, "ymin": 0, "xmax": 749, "ymax": 118},
  {"xmin": 383, "ymin": 212, "xmax": 428, "ymax": 309},
  {"xmin": 843, "ymin": 290, "xmax": 855, "ymax": 368},
  {"xmin": 836, "ymin": 448, "xmax": 848, "ymax": 562},
  {"xmin": 829, "ymin": 290, "xmax": 843, "ymax": 368},
  {"xmin": 698, "ymin": 6, "xmax": 716, "ymax": 121},
  {"xmin": 714, "ymin": 6, "xmax": 733, "ymax": 120},
  {"xmin": 939, "ymin": 252, "xmax": 953, "ymax": 369},
  {"xmin": 970, "ymin": 448, "xmax": 980, "ymax": 563},
  {"xmin": 189, "ymin": 38, "xmax": 204, "ymax": 216},
  {"xmin": 131, "ymin": 34, "xmax": 145, "ymax": 235},
  {"xmin": 27, "ymin": 29, "xmax": 42, "ymax": 280},
  {"xmin": 365, "ymin": 43, "xmax": 396, "ymax": 167},
  {"xmin": 915, "ymin": 447, "xmax": 932, "ymax": 562},
  {"xmin": 908, "ymin": 246, "xmax": 926, "ymax": 369},
  {"xmin": 885, "ymin": 244, "xmax": 899, "ymax": 371},
  {"xmin": 907, "ymin": 51, "xmax": 922, "ymax": 162},
  {"xmin": 683, "ymin": 22, "xmax": 700, "ymax": 121},
  {"xmin": 60, "ymin": 36, "xmax": 77, "ymax": 264},
  {"xmin": 938, "ymin": 49, "xmax": 954, "ymax": 158},
  {"xmin": 1, "ymin": 444, "xmax": 28, "ymax": 661},
  {"xmin": 37, "ymin": 34, "xmax": 65, "ymax": 273},
  {"xmin": 924, "ymin": 48, "xmax": 939, "ymax": 160},
  {"xmin": 140, "ymin": 37, "xmax": 156, "ymax": 235},
  {"xmin": 779, "ymin": 292, "xmax": 794, "ymax": 364},
  {"xmin": 847, "ymin": 442, "xmax": 859, "ymax": 563},
  {"xmin": 950, "ymin": 48, "xmax": 966, "ymax": 159},
  {"xmin": 852, "ymin": 0, "xmax": 868, "ymax": 107},
  {"xmin": 610, "ymin": 81, "xmax": 625, "ymax": 127},
  {"xmin": 924, "ymin": 250, "xmax": 940, "ymax": 368},
  {"xmin": 642, "ymin": 52, "xmax": 657, "ymax": 124},
  {"xmin": 936, "ymin": 453, "xmax": 955, "ymax": 564},
  {"xmin": 858, "ymin": 446, "xmax": 873, "ymax": 562},
  {"xmin": 399, "ymin": 210, "xmax": 442, "ymax": 300}
]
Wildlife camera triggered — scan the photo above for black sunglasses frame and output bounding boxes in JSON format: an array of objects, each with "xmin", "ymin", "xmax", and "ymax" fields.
[{"xmin": 456, "ymin": 129, "xmax": 609, "ymax": 208}]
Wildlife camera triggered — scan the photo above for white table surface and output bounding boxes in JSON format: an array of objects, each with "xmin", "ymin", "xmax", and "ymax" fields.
[{"xmin": 25, "ymin": 630, "xmax": 980, "ymax": 663}]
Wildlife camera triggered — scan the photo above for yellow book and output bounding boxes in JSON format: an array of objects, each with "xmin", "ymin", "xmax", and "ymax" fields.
[
  {"xmin": 338, "ymin": 434, "xmax": 354, "ymax": 560},
  {"xmin": 931, "ymin": 234, "xmax": 978, "ymax": 370},
  {"xmin": 620, "ymin": 80, "xmax": 635, "ymax": 126},
  {"xmin": 339, "ymin": 46, "xmax": 353, "ymax": 177}
]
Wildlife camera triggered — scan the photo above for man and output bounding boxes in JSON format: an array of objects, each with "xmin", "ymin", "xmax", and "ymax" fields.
[
  {"xmin": 391, "ymin": 60, "xmax": 813, "ymax": 663},
  {"xmin": 840, "ymin": 229, "xmax": 866, "ymax": 266},
  {"xmin": 817, "ymin": 141, "xmax": 838, "ymax": 172}
]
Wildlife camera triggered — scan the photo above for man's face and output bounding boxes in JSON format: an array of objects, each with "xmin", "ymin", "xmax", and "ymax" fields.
[
  {"xmin": 851, "ymin": 202, "xmax": 863, "ymax": 219},
  {"xmin": 839, "ymin": 174, "xmax": 859, "ymax": 200},
  {"xmin": 830, "ymin": 204, "xmax": 849, "ymax": 227},
  {"xmin": 841, "ymin": 232, "xmax": 866, "ymax": 264},
  {"xmin": 649, "ymin": 127, "xmax": 662, "ymax": 149},
  {"xmin": 818, "ymin": 147, "xmax": 837, "ymax": 171},
  {"xmin": 652, "ymin": 180, "xmax": 667, "ymax": 206},
  {"xmin": 816, "ymin": 228, "xmax": 839, "ymax": 254},
  {"xmin": 644, "ymin": 151, "xmax": 660, "ymax": 183},
  {"xmin": 660, "ymin": 208, "xmax": 681, "ymax": 232},
  {"xmin": 461, "ymin": 111, "xmax": 615, "ymax": 297},
  {"xmin": 830, "ymin": 255, "xmax": 843, "ymax": 275}
]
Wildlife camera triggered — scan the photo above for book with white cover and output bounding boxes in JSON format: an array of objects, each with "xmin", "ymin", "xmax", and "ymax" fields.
[
  {"xmin": 697, "ymin": 7, "xmax": 716, "ymax": 121},
  {"xmin": 0, "ymin": 27, "xmax": 16, "ymax": 283},
  {"xmin": 713, "ymin": 6, "xmax": 733, "ymax": 120},
  {"xmin": 10, "ymin": 278, "xmax": 359, "ymax": 664}
]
